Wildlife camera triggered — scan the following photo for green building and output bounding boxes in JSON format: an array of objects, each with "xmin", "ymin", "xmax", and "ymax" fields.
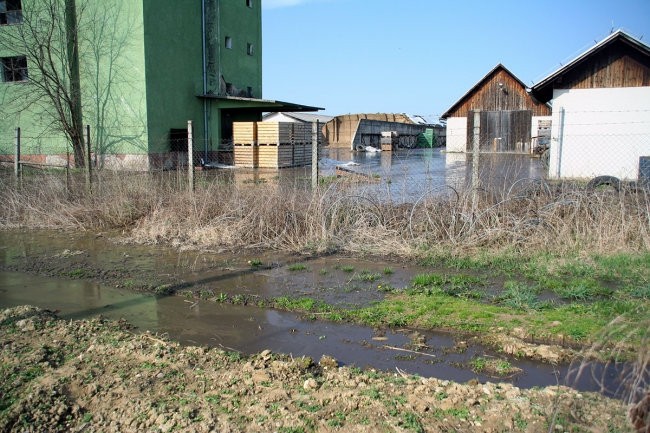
[{"xmin": 0, "ymin": 0, "xmax": 318, "ymax": 170}]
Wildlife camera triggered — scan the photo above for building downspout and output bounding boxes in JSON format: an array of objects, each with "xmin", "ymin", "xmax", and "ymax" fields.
[{"xmin": 201, "ymin": 0, "xmax": 209, "ymax": 161}]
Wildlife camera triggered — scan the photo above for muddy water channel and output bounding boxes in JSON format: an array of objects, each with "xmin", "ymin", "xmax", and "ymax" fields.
[{"xmin": 0, "ymin": 230, "xmax": 621, "ymax": 396}]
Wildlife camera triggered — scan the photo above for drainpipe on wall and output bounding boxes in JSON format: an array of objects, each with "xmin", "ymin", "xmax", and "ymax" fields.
[{"xmin": 201, "ymin": 0, "xmax": 209, "ymax": 161}]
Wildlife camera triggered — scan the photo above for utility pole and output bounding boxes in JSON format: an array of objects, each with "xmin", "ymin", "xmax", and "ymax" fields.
[{"xmin": 64, "ymin": 0, "xmax": 84, "ymax": 168}]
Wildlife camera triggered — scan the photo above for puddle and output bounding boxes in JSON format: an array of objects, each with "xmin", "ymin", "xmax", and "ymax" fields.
[{"xmin": 0, "ymin": 269, "xmax": 627, "ymax": 397}]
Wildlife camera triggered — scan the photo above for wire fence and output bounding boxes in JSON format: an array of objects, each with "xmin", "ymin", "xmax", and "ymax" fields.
[
  {"xmin": 2, "ymin": 111, "xmax": 649, "ymax": 198},
  {"xmin": 547, "ymin": 108, "xmax": 650, "ymax": 184}
]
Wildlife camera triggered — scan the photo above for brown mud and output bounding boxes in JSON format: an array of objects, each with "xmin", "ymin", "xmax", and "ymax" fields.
[{"xmin": 0, "ymin": 306, "xmax": 633, "ymax": 433}]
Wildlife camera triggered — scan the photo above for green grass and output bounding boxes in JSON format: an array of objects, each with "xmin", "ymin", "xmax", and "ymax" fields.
[
  {"xmin": 287, "ymin": 264, "xmax": 308, "ymax": 272},
  {"xmin": 248, "ymin": 251, "xmax": 650, "ymax": 353},
  {"xmin": 409, "ymin": 273, "xmax": 485, "ymax": 298},
  {"xmin": 497, "ymin": 281, "xmax": 540, "ymax": 310},
  {"xmin": 248, "ymin": 259, "xmax": 263, "ymax": 268},
  {"xmin": 469, "ymin": 357, "xmax": 517, "ymax": 376},
  {"xmin": 354, "ymin": 271, "xmax": 382, "ymax": 282}
]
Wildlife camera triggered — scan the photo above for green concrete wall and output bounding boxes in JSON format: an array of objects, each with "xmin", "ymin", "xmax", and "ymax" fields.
[
  {"xmin": 0, "ymin": 0, "xmax": 263, "ymax": 166},
  {"xmin": 83, "ymin": 0, "xmax": 148, "ymax": 157},
  {"xmin": 217, "ymin": 1, "xmax": 262, "ymax": 98},
  {"xmin": 142, "ymin": 0, "xmax": 204, "ymax": 153}
]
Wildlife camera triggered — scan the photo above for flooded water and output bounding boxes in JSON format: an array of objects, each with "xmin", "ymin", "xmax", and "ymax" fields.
[
  {"xmin": 0, "ymin": 270, "xmax": 623, "ymax": 395},
  {"xmin": 0, "ymin": 230, "xmax": 627, "ymax": 397},
  {"xmin": 203, "ymin": 148, "xmax": 546, "ymax": 202}
]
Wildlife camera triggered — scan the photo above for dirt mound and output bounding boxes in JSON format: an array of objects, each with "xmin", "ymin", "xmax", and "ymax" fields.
[{"xmin": 0, "ymin": 306, "xmax": 633, "ymax": 432}]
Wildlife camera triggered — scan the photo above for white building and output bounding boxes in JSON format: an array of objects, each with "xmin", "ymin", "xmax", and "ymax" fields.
[{"xmin": 531, "ymin": 31, "xmax": 650, "ymax": 182}]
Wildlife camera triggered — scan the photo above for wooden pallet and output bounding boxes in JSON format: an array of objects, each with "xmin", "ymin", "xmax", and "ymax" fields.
[
  {"xmin": 234, "ymin": 143, "xmax": 258, "ymax": 168},
  {"xmin": 233, "ymin": 122, "xmax": 257, "ymax": 144},
  {"xmin": 257, "ymin": 122, "xmax": 292, "ymax": 145}
]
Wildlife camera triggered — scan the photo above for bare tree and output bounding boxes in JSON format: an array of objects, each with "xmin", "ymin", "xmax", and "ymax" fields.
[{"xmin": 0, "ymin": 0, "xmax": 88, "ymax": 167}]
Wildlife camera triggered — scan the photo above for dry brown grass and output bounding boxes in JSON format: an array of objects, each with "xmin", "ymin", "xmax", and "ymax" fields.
[{"xmin": 1, "ymin": 167, "xmax": 649, "ymax": 257}]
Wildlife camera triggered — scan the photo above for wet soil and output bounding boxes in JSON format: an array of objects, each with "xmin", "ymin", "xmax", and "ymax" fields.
[{"xmin": 0, "ymin": 306, "xmax": 634, "ymax": 433}]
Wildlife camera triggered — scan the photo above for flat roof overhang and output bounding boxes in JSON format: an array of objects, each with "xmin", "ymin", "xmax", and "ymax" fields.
[{"xmin": 197, "ymin": 95, "xmax": 323, "ymax": 114}]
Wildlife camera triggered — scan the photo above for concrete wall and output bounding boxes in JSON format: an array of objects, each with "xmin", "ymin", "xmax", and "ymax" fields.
[
  {"xmin": 548, "ymin": 86, "xmax": 650, "ymax": 180},
  {"xmin": 143, "ymin": 0, "xmax": 204, "ymax": 155},
  {"xmin": 217, "ymin": 0, "xmax": 262, "ymax": 98},
  {"xmin": 445, "ymin": 117, "xmax": 467, "ymax": 152}
]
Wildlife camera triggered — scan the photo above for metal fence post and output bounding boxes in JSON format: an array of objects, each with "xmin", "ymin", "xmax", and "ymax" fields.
[
  {"xmin": 14, "ymin": 127, "xmax": 21, "ymax": 179},
  {"xmin": 85, "ymin": 124, "xmax": 92, "ymax": 192},
  {"xmin": 556, "ymin": 108, "xmax": 565, "ymax": 179},
  {"xmin": 188, "ymin": 120, "xmax": 195, "ymax": 193},
  {"xmin": 471, "ymin": 112, "xmax": 481, "ymax": 213},
  {"xmin": 312, "ymin": 120, "xmax": 319, "ymax": 188}
]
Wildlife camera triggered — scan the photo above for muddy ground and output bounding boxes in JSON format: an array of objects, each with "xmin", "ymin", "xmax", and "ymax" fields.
[
  {"xmin": 0, "ymin": 306, "xmax": 635, "ymax": 433},
  {"xmin": 0, "ymin": 231, "xmax": 598, "ymax": 366}
]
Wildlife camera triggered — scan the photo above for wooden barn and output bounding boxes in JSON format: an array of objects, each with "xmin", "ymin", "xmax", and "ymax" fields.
[
  {"xmin": 441, "ymin": 64, "xmax": 551, "ymax": 153},
  {"xmin": 531, "ymin": 30, "xmax": 650, "ymax": 181}
]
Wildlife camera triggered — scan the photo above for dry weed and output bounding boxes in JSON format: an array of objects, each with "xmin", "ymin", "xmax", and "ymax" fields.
[{"xmin": 1, "ymin": 168, "xmax": 649, "ymax": 257}]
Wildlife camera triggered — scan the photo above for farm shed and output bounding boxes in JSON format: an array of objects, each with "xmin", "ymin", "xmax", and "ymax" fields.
[
  {"xmin": 324, "ymin": 113, "xmax": 426, "ymax": 150},
  {"xmin": 531, "ymin": 30, "xmax": 650, "ymax": 181},
  {"xmin": 441, "ymin": 64, "xmax": 551, "ymax": 153},
  {"xmin": 262, "ymin": 112, "xmax": 332, "ymax": 144}
]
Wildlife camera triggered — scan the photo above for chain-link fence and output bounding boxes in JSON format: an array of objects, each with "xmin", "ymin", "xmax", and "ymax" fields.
[{"xmin": 546, "ymin": 108, "xmax": 650, "ymax": 185}]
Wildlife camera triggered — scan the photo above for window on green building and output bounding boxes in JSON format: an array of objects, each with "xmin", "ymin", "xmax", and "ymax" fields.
[
  {"xmin": 225, "ymin": 36, "xmax": 232, "ymax": 49},
  {"xmin": 247, "ymin": 43, "xmax": 254, "ymax": 56},
  {"xmin": 1, "ymin": 56, "xmax": 28, "ymax": 82},
  {"xmin": 246, "ymin": 0, "xmax": 253, "ymax": 7},
  {"xmin": 0, "ymin": 0, "xmax": 22, "ymax": 25}
]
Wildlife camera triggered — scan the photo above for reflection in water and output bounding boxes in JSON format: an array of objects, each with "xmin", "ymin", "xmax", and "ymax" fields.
[{"xmin": 132, "ymin": 148, "xmax": 545, "ymax": 204}]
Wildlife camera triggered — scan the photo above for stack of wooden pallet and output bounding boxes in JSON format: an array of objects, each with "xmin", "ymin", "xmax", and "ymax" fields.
[
  {"xmin": 233, "ymin": 122, "xmax": 257, "ymax": 167},
  {"xmin": 233, "ymin": 122, "xmax": 314, "ymax": 168}
]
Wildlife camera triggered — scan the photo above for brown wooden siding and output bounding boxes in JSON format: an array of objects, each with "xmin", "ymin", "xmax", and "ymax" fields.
[
  {"xmin": 448, "ymin": 69, "xmax": 550, "ymax": 118},
  {"xmin": 555, "ymin": 43, "xmax": 650, "ymax": 91},
  {"xmin": 467, "ymin": 110, "xmax": 532, "ymax": 153}
]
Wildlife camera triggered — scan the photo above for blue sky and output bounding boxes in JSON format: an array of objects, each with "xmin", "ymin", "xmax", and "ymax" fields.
[{"xmin": 262, "ymin": 0, "xmax": 650, "ymax": 123}]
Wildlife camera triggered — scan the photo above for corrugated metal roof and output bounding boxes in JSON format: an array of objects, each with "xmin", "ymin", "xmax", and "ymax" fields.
[{"xmin": 263, "ymin": 112, "xmax": 334, "ymax": 123}]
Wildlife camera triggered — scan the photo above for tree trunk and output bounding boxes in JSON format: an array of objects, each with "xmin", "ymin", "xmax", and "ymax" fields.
[{"xmin": 65, "ymin": 0, "xmax": 85, "ymax": 168}]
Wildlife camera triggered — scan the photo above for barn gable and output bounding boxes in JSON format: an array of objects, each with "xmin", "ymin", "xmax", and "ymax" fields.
[
  {"xmin": 442, "ymin": 64, "xmax": 550, "ymax": 153},
  {"xmin": 532, "ymin": 30, "xmax": 650, "ymax": 103},
  {"xmin": 441, "ymin": 64, "xmax": 550, "ymax": 119}
]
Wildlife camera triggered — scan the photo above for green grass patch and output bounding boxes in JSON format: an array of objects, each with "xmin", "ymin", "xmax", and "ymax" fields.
[
  {"xmin": 287, "ymin": 264, "xmax": 308, "ymax": 272},
  {"xmin": 354, "ymin": 270, "xmax": 382, "ymax": 282},
  {"xmin": 409, "ymin": 273, "xmax": 485, "ymax": 299}
]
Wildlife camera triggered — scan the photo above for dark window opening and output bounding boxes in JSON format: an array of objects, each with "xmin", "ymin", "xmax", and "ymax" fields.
[
  {"xmin": 247, "ymin": 43, "xmax": 254, "ymax": 56},
  {"xmin": 246, "ymin": 0, "xmax": 253, "ymax": 7},
  {"xmin": 0, "ymin": 0, "xmax": 22, "ymax": 25},
  {"xmin": 247, "ymin": 86, "xmax": 253, "ymax": 97},
  {"xmin": 1, "ymin": 55, "xmax": 28, "ymax": 82},
  {"xmin": 169, "ymin": 129, "xmax": 188, "ymax": 152},
  {"xmin": 225, "ymin": 36, "xmax": 232, "ymax": 49}
]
